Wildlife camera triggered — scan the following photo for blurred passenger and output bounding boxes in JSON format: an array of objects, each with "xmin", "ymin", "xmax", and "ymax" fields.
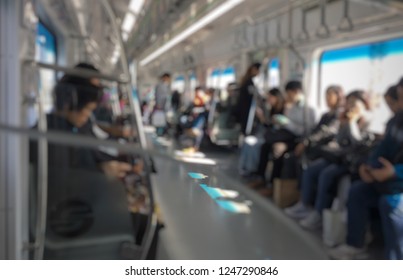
[
  {"xmin": 182, "ymin": 87, "xmax": 208, "ymax": 152},
  {"xmin": 384, "ymin": 85, "xmax": 400, "ymax": 119},
  {"xmin": 154, "ymin": 73, "xmax": 172, "ymax": 110},
  {"xmin": 237, "ymin": 62, "xmax": 262, "ymax": 135},
  {"xmin": 285, "ymin": 90, "xmax": 370, "ymax": 230},
  {"xmin": 294, "ymin": 85, "xmax": 344, "ymax": 158},
  {"xmin": 153, "ymin": 73, "xmax": 171, "ymax": 136},
  {"xmin": 248, "ymin": 81, "xmax": 316, "ymax": 193},
  {"xmin": 239, "ymin": 88, "xmax": 285, "ymax": 177},
  {"xmin": 32, "ymin": 63, "xmax": 138, "ymax": 180},
  {"xmin": 330, "ymin": 78, "xmax": 403, "ymax": 260},
  {"xmin": 171, "ymin": 90, "xmax": 181, "ymax": 112}
]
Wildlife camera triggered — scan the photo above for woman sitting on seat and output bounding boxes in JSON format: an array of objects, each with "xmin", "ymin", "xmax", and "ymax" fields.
[
  {"xmin": 239, "ymin": 88, "xmax": 285, "ymax": 177},
  {"xmin": 294, "ymin": 85, "xmax": 345, "ymax": 160},
  {"xmin": 248, "ymin": 81, "xmax": 316, "ymax": 193},
  {"xmin": 329, "ymin": 78, "xmax": 403, "ymax": 260},
  {"xmin": 285, "ymin": 90, "xmax": 370, "ymax": 230},
  {"xmin": 182, "ymin": 87, "xmax": 209, "ymax": 152}
]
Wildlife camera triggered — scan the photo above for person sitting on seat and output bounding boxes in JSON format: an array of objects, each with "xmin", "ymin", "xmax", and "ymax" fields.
[
  {"xmin": 248, "ymin": 81, "xmax": 316, "ymax": 194},
  {"xmin": 294, "ymin": 85, "xmax": 345, "ymax": 159},
  {"xmin": 239, "ymin": 88, "xmax": 285, "ymax": 177},
  {"xmin": 31, "ymin": 63, "xmax": 139, "ymax": 180},
  {"xmin": 182, "ymin": 87, "xmax": 209, "ymax": 152},
  {"xmin": 329, "ymin": 78, "xmax": 403, "ymax": 260},
  {"xmin": 285, "ymin": 90, "xmax": 370, "ymax": 230}
]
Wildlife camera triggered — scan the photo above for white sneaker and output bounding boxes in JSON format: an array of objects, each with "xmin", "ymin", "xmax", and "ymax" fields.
[
  {"xmin": 328, "ymin": 244, "xmax": 367, "ymax": 260},
  {"xmin": 300, "ymin": 211, "xmax": 322, "ymax": 230},
  {"xmin": 284, "ymin": 201, "xmax": 312, "ymax": 219}
]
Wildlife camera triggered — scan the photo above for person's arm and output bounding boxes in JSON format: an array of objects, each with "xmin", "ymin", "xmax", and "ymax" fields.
[
  {"xmin": 282, "ymin": 105, "xmax": 305, "ymax": 136},
  {"xmin": 307, "ymin": 114, "xmax": 339, "ymax": 146},
  {"xmin": 369, "ymin": 157, "xmax": 397, "ymax": 182},
  {"xmin": 97, "ymin": 123, "xmax": 132, "ymax": 138}
]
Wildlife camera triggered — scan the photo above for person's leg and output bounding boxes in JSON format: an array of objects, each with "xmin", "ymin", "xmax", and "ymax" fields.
[
  {"xmin": 300, "ymin": 164, "xmax": 348, "ymax": 229},
  {"xmin": 315, "ymin": 164, "xmax": 348, "ymax": 213},
  {"xmin": 346, "ymin": 181, "xmax": 379, "ymax": 248},
  {"xmin": 255, "ymin": 141, "xmax": 272, "ymax": 180},
  {"xmin": 300, "ymin": 159, "xmax": 330, "ymax": 206},
  {"xmin": 285, "ymin": 159, "xmax": 330, "ymax": 219},
  {"xmin": 379, "ymin": 193, "xmax": 403, "ymax": 259},
  {"xmin": 256, "ymin": 129, "xmax": 296, "ymax": 180},
  {"xmin": 328, "ymin": 181, "xmax": 380, "ymax": 259}
]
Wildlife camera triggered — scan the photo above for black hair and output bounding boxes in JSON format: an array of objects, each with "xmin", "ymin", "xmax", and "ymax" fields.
[
  {"xmin": 252, "ymin": 62, "xmax": 262, "ymax": 69},
  {"xmin": 285, "ymin": 81, "xmax": 303, "ymax": 92},
  {"xmin": 385, "ymin": 85, "xmax": 398, "ymax": 101},
  {"xmin": 268, "ymin": 88, "xmax": 282, "ymax": 98},
  {"xmin": 195, "ymin": 86, "xmax": 204, "ymax": 92},
  {"xmin": 267, "ymin": 88, "xmax": 285, "ymax": 113},
  {"xmin": 398, "ymin": 77, "xmax": 403, "ymax": 88},
  {"xmin": 326, "ymin": 85, "xmax": 344, "ymax": 106},
  {"xmin": 55, "ymin": 62, "xmax": 102, "ymax": 112},
  {"xmin": 346, "ymin": 90, "xmax": 370, "ymax": 110},
  {"xmin": 161, "ymin": 73, "xmax": 171, "ymax": 79},
  {"xmin": 240, "ymin": 62, "xmax": 261, "ymax": 86}
]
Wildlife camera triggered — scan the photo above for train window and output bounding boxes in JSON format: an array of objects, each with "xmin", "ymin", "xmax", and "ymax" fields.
[
  {"xmin": 220, "ymin": 66, "xmax": 236, "ymax": 90},
  {"xmin": 319, "ymin": 37, "xmax": 403, "ymax": 134},
  {"xmin": 172, "ymin": 75, "xmax": 185, "ymax": 93},
  {"xmin": 35, "ymin": 21, "xmax": 57, "ymax": 113},
  {"xmin": 207, "ymin": 67, "xmax": 236, "ymax": 90},
  {"xmin": 210, "ymin": 68, "xmax": 222, "ymax": 89},
  {"xmin": 267, "ymin": 58, "xmax": 280, "ymax": 89}
]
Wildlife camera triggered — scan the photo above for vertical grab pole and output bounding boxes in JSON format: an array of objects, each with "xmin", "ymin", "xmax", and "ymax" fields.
[
  {"xmin": 100, "ymin": 0, "xmax": 157, "ymax": 260},
  {"xmin": 33, "ymin": 68, "xmax": 48, "ymax": 260}
]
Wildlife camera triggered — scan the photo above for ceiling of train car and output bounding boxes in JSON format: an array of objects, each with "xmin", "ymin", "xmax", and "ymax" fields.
[
  {"xmin": 36, "ymin": 0, "xmax": 403, "ymax": 72},
  {"xmin": 133, "ymin": 0, "xmax": 403, "ymax": 71},
  {"xmin": 36, "ymin": 0, "xmax": 150, "ymax": 71}
]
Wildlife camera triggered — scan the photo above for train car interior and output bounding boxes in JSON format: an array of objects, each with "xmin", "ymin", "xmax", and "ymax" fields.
[{"xmin": 1, "ymin": 0, "xmax": 403, "ymax": 260}]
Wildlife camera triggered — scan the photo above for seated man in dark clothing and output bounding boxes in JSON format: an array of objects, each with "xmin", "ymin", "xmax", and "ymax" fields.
[
  {"xmin": 329, "ymin": 78, "xmax": 403, "ymax": 260},
  {"xmin": 31, "ymin": 63, "xmax": 135, "ymax": 179},
  {"xmin": 248, "ymin": 81, "xmax": 316, "ymax": 193}
]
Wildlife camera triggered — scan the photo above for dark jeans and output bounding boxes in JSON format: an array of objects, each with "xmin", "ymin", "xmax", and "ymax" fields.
[
  {"xmin": 346, "ymin": 181, "xmax": 383, "ymax": 249},
  {"xmin": 379, "ymin": 194, "xmax": 403, "ymax": 259},
  {"xmin": 301, "ymin": 158, "xmax": 348, "ymax": 213},
  {"xmin": 256, "ymin": 129, "xmax": 296, "ymax": 182}
]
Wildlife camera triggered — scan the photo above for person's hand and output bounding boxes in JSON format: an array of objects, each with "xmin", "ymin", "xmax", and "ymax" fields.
[
  {"xmin": 359, "ymin": 164, "xmax": 375, "ymax": 183},
  {"xmin": 101, "ymin": 161, "xmax": 132, "ymax": 179},
  {"xmin": 294, "ymin": 142, "xmax": 306, "ymax": 157},
  {"xmin": 132, "ymin": 159, "xmax": 144, "ymax": 175},
  {"xmin": 121, "ymin": 126, "xmax": 133, "ymax": 138},
  {"xmin": 345, "ymin": 107, "xmax": 361, "ymax": 122},
  {"xmin": 368, "ymin": 158, "xmax": 396, "ymax": 182}
]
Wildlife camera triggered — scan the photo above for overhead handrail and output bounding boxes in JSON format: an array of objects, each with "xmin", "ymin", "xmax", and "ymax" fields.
[
  {"xmin": 23, "ymin": 60, "xmax": 130, "ymax": 84},
  {"xmin": 298, "ymin": 8, "xmax": 310, "ymax": 41},
  {"xmin": 316, "ymin": 0, "xmax": 330, "ymax": 38},
  {"xmin": 264, "ymin": 20, "xmax": 270, "ymax": 47},
  {"xmin": 276, "ymin": 18, "xmax": 285, "ymax": 46},
  {"xmin": 338, "ymin": 0, "xmax": 353, "ymax": 32}
]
